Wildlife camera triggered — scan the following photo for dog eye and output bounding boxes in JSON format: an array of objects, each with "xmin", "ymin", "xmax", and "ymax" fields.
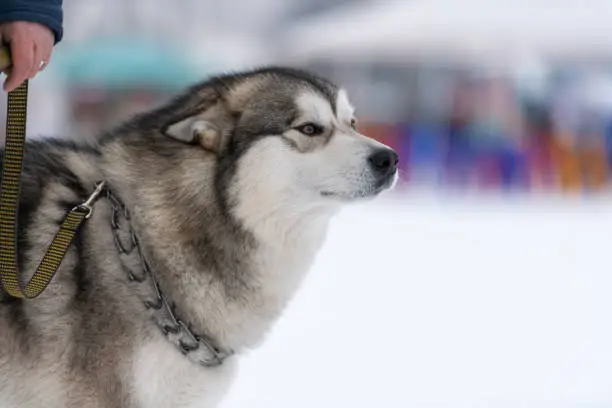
[
  {"xmin": 296, "ymin": 123, "xmax": 323, "ymax": 136},
  {"xmin": 350, "ymin": 119, "xmax": 357, "ymax": 130}
]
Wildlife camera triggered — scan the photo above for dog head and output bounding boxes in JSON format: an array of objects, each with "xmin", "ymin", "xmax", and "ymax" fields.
[{"xmin": 157, "ymin": 67, "xmax": 398, "ymax": 214}]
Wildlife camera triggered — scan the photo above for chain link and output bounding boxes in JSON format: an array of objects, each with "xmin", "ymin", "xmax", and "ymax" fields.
[{"xmin": 105, "ymin": 187, "xmax": 233, "ymax": 367}]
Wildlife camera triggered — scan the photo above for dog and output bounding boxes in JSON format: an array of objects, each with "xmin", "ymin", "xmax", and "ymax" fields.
[{"xmin": 0, "ymin": 67, "xmax": 399, "ymax": 408}]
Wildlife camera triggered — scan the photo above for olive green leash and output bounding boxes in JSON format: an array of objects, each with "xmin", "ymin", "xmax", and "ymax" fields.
[{"xmin": 0, "ymin": 45, "xmax": 104, "ymax": 299}]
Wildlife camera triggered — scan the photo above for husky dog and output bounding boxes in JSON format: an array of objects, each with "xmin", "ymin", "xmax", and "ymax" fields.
[{"xmin": 0, "ymin": 67, "xmax": 398, "ymax": 408}]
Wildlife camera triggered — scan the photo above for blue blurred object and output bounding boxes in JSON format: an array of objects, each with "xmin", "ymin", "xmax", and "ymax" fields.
[
  {"xmin": 52, "ymin": 36, "xmax": 204, "ymax": 91},
  {"xmin": 444, "ymin": 125, "xmax": 473, "ymax": 187},
  {"xmin": 467, "ymin": 126, "xmax": 528, "ymax": 190},
  {"xmin": 407, "ymin": 122, "xmax": 446, "ymax": 184},
  {"xmin": 605, "ymin": 118, "xmax": 612, "ymax": 167},
  {"xmin": 409, "ymin": 123, "xmax": 445, "ymax": 166},
  {"xmin": 495, "ymin": 145, "xmax": 528, "ymax": 190}
]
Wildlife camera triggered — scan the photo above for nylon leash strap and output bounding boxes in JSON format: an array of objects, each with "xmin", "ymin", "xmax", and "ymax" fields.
[{"xmin": 0, "ymin": 48, "xmax": 95, "ymax": 299}]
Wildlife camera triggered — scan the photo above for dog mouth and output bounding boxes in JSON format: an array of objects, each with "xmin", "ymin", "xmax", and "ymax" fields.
[
  {"xmin": 376, "ymin": 171, "xmax": 397, "ymax": 189},
  {"xmin": 321, "ymin": 170, "xmax": 398, "ymax": 200}
]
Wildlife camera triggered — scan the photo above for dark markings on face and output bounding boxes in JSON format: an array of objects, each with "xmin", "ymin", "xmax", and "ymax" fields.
[
  {"xmin": 98, "ymin": 66, "xmax": 342, "ymax": 225},
  {"xmin": 242, "ymin": 67, "xmax": 339, "ymax": 115},
  {"xmin": 208, "ymin": 67, "xmax": 340, "ymax": 217}
]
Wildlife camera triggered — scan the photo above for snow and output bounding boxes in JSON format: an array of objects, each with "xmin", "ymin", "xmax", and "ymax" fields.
[{"xmin": 221, "ymin": 192, "xmax": 612, "ymax": 408}]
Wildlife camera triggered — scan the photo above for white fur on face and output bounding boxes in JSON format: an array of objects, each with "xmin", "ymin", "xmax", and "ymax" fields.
[
  {"xmin": 336, "ymin": 89, "xmax": 356, "ymax": 126},
  {"xmin": 291, "ymin": 89, "xmax": 395, "ymax": 201},
  {"xmin": 230, "ymin": 88, "xmax": 396, "ymax": 239}
]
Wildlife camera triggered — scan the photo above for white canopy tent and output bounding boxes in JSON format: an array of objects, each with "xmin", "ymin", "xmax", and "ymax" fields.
[{"xmin": 282, "ymin": 0, "xmax": 612, "ymax": 66}]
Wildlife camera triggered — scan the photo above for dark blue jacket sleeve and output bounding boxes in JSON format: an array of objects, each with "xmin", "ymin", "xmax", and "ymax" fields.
[{"xmin": 0, "ymin": 0, "xmax": 63, "ymax": 43}]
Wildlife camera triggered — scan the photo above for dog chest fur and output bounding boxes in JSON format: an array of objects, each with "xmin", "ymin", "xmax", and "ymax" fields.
[{"xmin": 130, "ymin": 210, "xmax": 332, "ymax": 408}]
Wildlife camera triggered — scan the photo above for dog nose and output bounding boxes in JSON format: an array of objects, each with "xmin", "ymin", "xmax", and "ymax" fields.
[{"xmin": 368, "ymin": 148, "xmax": 399, "ymax": 177}]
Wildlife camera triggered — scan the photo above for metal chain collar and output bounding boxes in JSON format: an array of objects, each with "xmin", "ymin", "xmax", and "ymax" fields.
[{"xmin": 105, "ymin": 186, "xmax": 233, "ymax": 368}]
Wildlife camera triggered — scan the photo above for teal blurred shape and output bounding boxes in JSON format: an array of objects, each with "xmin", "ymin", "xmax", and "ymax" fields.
[{"xmin": 51, "ymin": 36, "xmax": 204, "ymax": 91}]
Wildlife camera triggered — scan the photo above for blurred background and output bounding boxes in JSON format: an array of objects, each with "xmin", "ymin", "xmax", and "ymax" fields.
[{"xmin": 5, "ymin": 0, "xmax": 612, "ymax": 407}]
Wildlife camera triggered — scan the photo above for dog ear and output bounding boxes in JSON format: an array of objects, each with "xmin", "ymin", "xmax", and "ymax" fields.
[
  {"xmin": 161, "ymin": 86, "xmax": 236, "ymax": 155},
  {"xmin": 164, "ymin": 115, "xmax": 200, "ymax": 144},
  {"xmin": 165, "ymin": 118, "xmax": 222, "ymax": 154}
]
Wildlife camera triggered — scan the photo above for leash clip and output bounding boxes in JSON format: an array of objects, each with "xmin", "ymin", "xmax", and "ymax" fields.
[{"xmin": 73, "ymin": 181, "xmax": 107, "ymax": 219}]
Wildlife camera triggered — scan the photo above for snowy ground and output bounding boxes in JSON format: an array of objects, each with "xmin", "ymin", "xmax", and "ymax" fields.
[{"xmin": 221, "ymin": 191, "xmax": 612, "ymax": 408}]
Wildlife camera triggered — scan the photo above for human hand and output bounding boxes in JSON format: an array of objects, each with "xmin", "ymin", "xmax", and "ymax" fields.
[{"xmin": 0, "ymin": 21, "xmax": 55, "ymax": 92}]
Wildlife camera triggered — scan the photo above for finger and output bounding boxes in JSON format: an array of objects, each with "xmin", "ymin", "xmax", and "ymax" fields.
[
  {"xmin": 39, "ymin": 47, "xmax": 52, "ymax": 72},
  {"xmin": 4, "ymin": 38, "xmax": 34, "ymax": 92},
  {"xmin": 29, "ymin": 43, "xmax": 45, "ymax": 78}
]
